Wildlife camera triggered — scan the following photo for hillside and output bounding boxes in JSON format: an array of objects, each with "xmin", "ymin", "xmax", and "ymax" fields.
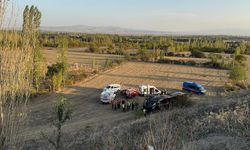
[{"xmin": 40, "ymin": 25, "xmax": 172, "ymax": 35}]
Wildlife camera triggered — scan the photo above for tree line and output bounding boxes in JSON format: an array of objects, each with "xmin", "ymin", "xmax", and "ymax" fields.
[{"xmin": 40, "ymin": 33, "xmax": 250, "ymax": 55}]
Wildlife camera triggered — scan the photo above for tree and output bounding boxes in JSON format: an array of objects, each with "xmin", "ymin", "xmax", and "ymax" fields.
[
  {"xmin": 57, "ymin": 37, "xmax": 69, "ymax": 87},
  {"xmin": 234, "ymin": 47, "xmax": 241, "ymax": 56},
  {"xmin": 191, "ymin": 50, "xmax": 206, "ymax": 58},
  {"xmin": 47, "ymin": 63, "xmax": 64, "ymax": 92},
  {"xmin": 22, "ymin": 5, "xmax": 30, "ymax": 35},
  {"xmin": 42, "ymin": 94, "xmax": 72, "ymax": 150},
  {"xmin": 137, "ymin": 49, "xmax": 151, "ymax": 61},
  {"xmin": 23, "ymin": 5, "xmax": 45, "ymax": 92},
  {"xmin": 239, "ymin": 42, "xmax": 246, "ymax": 54}
]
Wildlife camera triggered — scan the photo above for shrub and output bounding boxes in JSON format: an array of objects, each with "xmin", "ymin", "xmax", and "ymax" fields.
[
  {"xmin": 186, "ymin": 60, "xmax": 196, "ymax": 66},
  {"xmin": 89, "ymin": 43, "xmax": 100, "ymax": 53},
  {"xmin": 167, "ymin": 52, "xmax": 175, "ymax": 56},
  {"xmin": 229, "ymin": 64, "xmax": 246, "ymax": 83},
  {"xmin": 114, "ymin": 59, "xmax": 124, "ymax": 65},
  {"xmin": 172, "ymin": 94, "xmax": 194, "ymax": 108},
  {"xmin": 224, "ymin": 82, "xmax": 238, "ymax": 92},
  {"xmin": 235, "ymin": 55, "xmax": 247, "ymax": 65},
  {"xmin": 137, "ymin": 49, "xmax": 152, "ymax": 61},
  {"xmin": 104, "ymin": 59, "xmax": 114, "ymax": 69},
  {"xmin": 66, "ymin": 71, "xmax": 87, "ymax": 85},
  {"xmin": 191, "ymin": 50, "xmax": 206, "ymax": 58},
  {"xmin": 235, "ymin": 82, "xmax": 249, "ymax": 90}
]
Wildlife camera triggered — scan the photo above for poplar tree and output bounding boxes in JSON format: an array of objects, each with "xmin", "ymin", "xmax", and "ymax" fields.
[
  {"xmin": 57, "ymin": 37, "xmax": 69, "ymax": 87},
  {"xmin": 22, "ymin": 5, "xmax": 45, "ymax": 92},
  {"xmin": 22, "ymin": 6, "xmax": 30, "ymax": 35}
]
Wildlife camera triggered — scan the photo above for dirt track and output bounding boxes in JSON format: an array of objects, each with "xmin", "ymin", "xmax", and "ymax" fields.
[{"xmin": 20, "ymin": 62, "xmax": 228, "ymax": 142}]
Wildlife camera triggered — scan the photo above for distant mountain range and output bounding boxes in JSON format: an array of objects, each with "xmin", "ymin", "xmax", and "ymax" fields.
[{"xmin": 40, "ymin": 25, "xmax": 173, "ymax": 35}]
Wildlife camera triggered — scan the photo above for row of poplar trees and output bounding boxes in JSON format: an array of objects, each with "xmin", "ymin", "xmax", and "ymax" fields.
[{"xmin": 23, "ymin": 5, "xmax": 46, "ymax": 92}]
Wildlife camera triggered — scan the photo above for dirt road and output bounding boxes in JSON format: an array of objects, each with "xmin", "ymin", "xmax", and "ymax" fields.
[{"xmin": 20, "ymin": 62, "xmax": 228, "ymax": 142}]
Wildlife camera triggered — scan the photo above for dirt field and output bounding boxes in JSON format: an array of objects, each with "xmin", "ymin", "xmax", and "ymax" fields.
[
  {"xmin": 19, "ymin": 62, "xmax": 228, "ymax": 143},
  {"xmin": 43, "ymin": 48, "xmax": 124, "ymax": 67}
]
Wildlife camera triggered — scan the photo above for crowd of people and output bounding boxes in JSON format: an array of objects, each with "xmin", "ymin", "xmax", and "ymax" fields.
[{"xmin": 111, "ymin": 99, "xmax": 139, "ymax": 112}]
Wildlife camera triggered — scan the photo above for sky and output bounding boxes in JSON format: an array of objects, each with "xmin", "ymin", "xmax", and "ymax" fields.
[{"xmin": 12, "ymin": 0, "xmax": 250, "ymax": 35}]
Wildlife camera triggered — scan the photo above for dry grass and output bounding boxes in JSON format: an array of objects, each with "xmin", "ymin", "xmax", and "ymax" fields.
[{"xmin": 0, "ymin": 1, "xmax": 34, "ymax": 149}]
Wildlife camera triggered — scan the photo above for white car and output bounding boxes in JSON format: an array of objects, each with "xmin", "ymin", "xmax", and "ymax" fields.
[
  {"xmin": 100, "ymin": 84, "xmax": 121, "ymax": 103},
  {"xmin": 103, "ymin": 84, "xmax": 121, "ymax": 93},
  {"xmin": 139, "ymin": 85, "xmax": 161, "ymax": 96}
]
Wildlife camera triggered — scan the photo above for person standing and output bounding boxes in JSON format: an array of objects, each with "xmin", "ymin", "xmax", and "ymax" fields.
[
  {"xmin": 117, "ymin": 99, "xmax": 121, "ymax": 109},
  {"xmin": 114, "ymin": 100, "xmax": 117, "ymax": 110},
  {"xmin": 111, "ymin": 100, "xmax": 114, "ymax": 110},
  {"xmin": 127, "ymin": 101, "xmax": 131, "ymax": 111},
  {"xmin": 122, "ymin": 100, "xmax": 125, "ymax": 112},
  {"xmin": 131, "ymin": 101, "xmax": 135, "ymax": 110},
  {"xmin": 143, "ymin": 109, "xmax": 147, "ymax": 116}
]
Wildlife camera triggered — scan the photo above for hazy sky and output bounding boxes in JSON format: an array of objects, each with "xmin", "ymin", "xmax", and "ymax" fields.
[{"xmin": 15, "ymin": 0, "xmax": 250, "ymax": 35}]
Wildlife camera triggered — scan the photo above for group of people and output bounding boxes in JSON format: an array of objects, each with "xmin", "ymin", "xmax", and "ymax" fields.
[{"xmin": 111, "ymin": 99, "xmax": 138, "ymax": 112}]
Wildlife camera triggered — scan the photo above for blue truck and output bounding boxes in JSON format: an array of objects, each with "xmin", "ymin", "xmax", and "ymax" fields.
[{"xmin": 182, "ymin": 81, "xmax": 206, "ymax": 94}]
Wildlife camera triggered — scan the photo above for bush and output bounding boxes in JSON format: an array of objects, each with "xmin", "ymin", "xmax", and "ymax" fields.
[
  {"xmin": 235, "ymin": 82, "xmax": 249, "ymax": 90},
  {"xmin": 235, "ymin": 55, "xmax": 247, "ymax": 65},
  {"xmin": 186, "ymin": 60, "xmax": 196, "ymax": 66},
  {"xmin": 172, "ymin": 94, "xmax": 194, "ymax": 108},
  {"xmin": 104, "ymin": 59, "xmax": 114, "ymax": 69},
  {"xmin": 191, "ymin": 50, "xmax": 206, "ymax": 58},
  {"xmin": 167, "ymin": 52, "xmax": 175, "ymax": 56},
  {"xmin": 114, "ymin": 59, "xmax": 124, "ymax": 65},
  {"xmin": 229, "ymin": 64, "xmax": 247, "ymax": 83},
  {"xmin": 137, "ymin": 49, "xmax": 152, "ymax": 61},
  {"xmin": 224, "ymin": 82, "xmax": 238, "ymax": 92},
  {"xmin": 66, "ymin": 71, "xmax": 87, "ymax": 85}
]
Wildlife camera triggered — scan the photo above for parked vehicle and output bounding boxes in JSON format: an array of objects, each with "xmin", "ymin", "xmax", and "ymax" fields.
[
  {"xmin": 139, "ymin": 85, "xmax": 161, "ymax": 96},
  {"xmin": 103, "ymin": 84, "xmax": 121, "ymax": 93},
  {"xmin": 143, "ymin": 95, "xmax": 171, "ymax": 112},
  {"xmin": 143, "ymin": 91, "xmax": 187, "ymax": 112},
  {"xmin": 100, "ymin": 84, "xmax": 121, "ymax": 103},
  {"xmin": 124, "ymin": 88, "xmax": 137, "ymax": 98},
  {"xmin": 182, "ymin": 81, "xmax": 206, "ymax": 94},
  {"xmin": 169, "ymin": 91, "xmax": 187, "ymax": 97},
  {"xmin": 100, "ymin": 90, "xmax": 116, "ymax": 103}
]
